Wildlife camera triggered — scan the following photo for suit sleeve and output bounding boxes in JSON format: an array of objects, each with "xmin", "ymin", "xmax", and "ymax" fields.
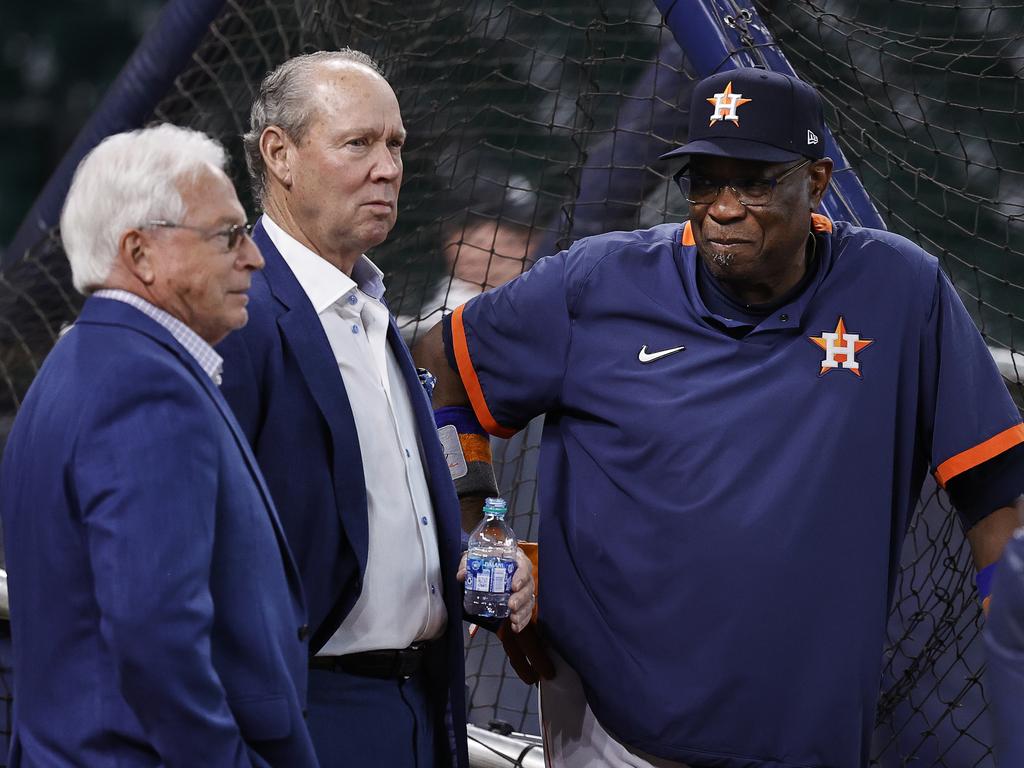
[
  {"xmin": 73, "ymin": 366, "xmax": 255, "ymax": 768},
  {"xmin": 450, "ymin": 248, "xmax": 574, "ymax": 437}
]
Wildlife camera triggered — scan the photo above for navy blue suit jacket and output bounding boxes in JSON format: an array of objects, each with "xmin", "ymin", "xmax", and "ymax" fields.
[
  {"xmin": 0, "ymin": 297, "xmax": 317, "ymax": 768},
  {"xmin": 216, "ymin": 222, "xmax": 469, "ymax": 767}
]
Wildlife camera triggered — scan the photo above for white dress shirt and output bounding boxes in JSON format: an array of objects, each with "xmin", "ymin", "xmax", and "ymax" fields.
[{"xmin": 262, "ymin": 215, "xmax": 447, "ymax": 654}]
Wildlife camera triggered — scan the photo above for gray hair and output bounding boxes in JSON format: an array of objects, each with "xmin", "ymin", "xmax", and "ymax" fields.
[
  {"xmin": 60, "ymin": 124, "xmax": 228, "ymax": 295},
  {"xmin": 244, "ymin": 48, "xmax": 385, "ymax": 208}
]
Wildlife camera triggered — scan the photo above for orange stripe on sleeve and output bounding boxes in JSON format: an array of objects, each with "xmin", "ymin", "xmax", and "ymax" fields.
[
  {"xmin": 681, "ymin": 222, "xmax": 695, "ymax": 246},
  {"xmin": 451, "ymin": 305, "xmax": 516, "ymax": 439},
  {"xmin": 934, "ymin": 423, "xmax": 1024, "ymax": 488}
]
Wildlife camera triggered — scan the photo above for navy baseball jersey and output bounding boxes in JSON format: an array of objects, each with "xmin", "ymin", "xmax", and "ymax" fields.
[{"xmin": 446, "ymin": 217, "xmax": 1024, "ymax": 768}]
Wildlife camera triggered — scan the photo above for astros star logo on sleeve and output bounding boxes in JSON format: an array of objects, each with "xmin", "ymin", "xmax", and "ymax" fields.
[
  {"xmin": 808, "ymin": 316, "xmax": 874, "ymax": 377},
  {"xmin": 707, "ymin": 82, "xmax": 752, "ymax": 126}
]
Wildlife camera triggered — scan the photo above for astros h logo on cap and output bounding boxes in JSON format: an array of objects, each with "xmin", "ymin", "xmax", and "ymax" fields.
[
  {"xmin": 707, "ymin": 82, "xmax": 752, "ymax": 126},
  {"xmin": 661, "ymin": 67, "xmax": 827, "ymax": 164}
]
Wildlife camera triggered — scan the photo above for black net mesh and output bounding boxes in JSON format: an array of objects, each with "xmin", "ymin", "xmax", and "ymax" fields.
[{"xmin": 1, "ymin": 1, "xmax": 1022, "ymax": 765}]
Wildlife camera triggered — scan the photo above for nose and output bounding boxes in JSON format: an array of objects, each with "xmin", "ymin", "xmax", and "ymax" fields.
[
  {"xmin": 237, "ymin": 234, "xmax": 265, "ymax": 270},
  {"xmin": 707, "ymin": 185, "xmax": 746, "ymax": 223},
  {"xmin": 371, "ymin": 143, "xmax": 402, "ymax": 182}
]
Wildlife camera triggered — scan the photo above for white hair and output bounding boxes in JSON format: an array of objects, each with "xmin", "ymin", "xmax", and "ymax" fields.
[{"xmin": 60, "ymin": 123, "xmax": 228, "ymax": 295}]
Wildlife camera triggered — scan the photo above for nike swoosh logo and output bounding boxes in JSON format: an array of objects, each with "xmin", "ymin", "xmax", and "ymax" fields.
[{"xmin": 638, "ymin": 344, "xmax": 686, "ymax": 363}]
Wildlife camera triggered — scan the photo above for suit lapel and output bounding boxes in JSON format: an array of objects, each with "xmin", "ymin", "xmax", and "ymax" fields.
[
  {"xmin": 254, "ymin": 224, "xmax": 370, "ymax": 578},
  {"xmin": 77, "ymin": 297, "xmax": 307, "ymax": 609}
]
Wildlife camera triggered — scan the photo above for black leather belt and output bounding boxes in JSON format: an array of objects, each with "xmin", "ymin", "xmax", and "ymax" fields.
[{"xmin": 310, "ymin": 643, "xmax": 429, "ymax": 679}]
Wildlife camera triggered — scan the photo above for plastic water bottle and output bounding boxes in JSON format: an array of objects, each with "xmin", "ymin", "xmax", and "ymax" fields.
[{"xmin": 464, "ymin": 497, "xmax": 518, "ymax": 618}]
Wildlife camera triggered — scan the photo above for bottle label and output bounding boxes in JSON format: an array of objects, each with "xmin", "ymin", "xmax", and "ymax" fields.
[{"xmin": 467, "ymin": 556, "xmax": 516, "ymax": 594}]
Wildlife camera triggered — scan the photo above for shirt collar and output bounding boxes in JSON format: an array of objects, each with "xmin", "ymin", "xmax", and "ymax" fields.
[
  {"xmin": 261, "ymin": 213, "xmax": 387, "ymax": 312},
  {"xmin": 681, "ymin": 226, "xmax": 833, "ymax": 335},
  {"xmin": 92, "ymin": 289, "xmax": 224, "ymax": 384}
]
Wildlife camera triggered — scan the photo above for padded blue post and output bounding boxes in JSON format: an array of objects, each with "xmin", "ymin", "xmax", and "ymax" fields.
[{"xmin": 653, "ymin": 0, "xmax": 885, "ymax": 229}]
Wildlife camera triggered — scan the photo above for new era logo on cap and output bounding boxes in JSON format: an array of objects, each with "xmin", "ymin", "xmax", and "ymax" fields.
[{"xmin": 661, "ymin": 68, "xmax": 827, "ymax": 164}]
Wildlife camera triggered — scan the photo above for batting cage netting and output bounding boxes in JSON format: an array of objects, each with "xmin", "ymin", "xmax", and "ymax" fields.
[{"xmin": 2, "ymin": 1, "xmax": 1023, "ymax": 765}]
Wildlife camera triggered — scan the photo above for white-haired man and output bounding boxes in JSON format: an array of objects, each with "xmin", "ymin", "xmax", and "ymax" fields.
[
  {"xmin": 0, "ymin": 124, "xmax": 317, "ymax": 767},
  {"xmin": 216, "ymin": 49, "xmax": 534, "ymax": 768}
]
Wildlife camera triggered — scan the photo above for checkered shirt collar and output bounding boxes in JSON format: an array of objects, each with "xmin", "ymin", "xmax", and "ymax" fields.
[{"xmin": 92, "ymin": 289, "xmax": 224, "ymax": 385}]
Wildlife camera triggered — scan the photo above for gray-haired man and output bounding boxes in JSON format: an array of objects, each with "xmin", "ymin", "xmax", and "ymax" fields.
[{"xmin": 217, "ymin": 49, "xmax": 534, "ymax": 768}]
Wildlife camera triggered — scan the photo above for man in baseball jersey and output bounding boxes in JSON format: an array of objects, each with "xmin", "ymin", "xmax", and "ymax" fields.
[{"xmin": 415, "ymin": 67, "xmax": 1024, "ymax": 768}]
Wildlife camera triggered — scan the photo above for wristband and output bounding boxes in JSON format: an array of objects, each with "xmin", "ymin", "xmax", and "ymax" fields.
[
  {"xmin": 977, "ymin": 561, "xmax": 998, "ymax": 614},
  {"xmin": 435, "ymin": 405, "xmax": 498, "ymax": 498}
]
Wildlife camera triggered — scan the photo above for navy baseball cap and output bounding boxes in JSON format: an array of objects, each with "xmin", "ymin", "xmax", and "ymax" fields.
[{"xmin": 662, "ymin": 68, "xmax": 826, "ymax": 163}]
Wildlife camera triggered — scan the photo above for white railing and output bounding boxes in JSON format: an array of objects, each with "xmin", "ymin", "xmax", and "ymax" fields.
[{"xmin": 467, "ymin": 723, "xmax": 545, "ymax": 767}]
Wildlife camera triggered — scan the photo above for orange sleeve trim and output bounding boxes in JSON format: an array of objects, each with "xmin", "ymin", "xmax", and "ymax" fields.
[
  {"xmin": 681, "ymin": 222, "xmax": 695, "ymax": 246},
  {"xmin": 451, "ymin": 304, "xmax": 516, "ymax": 439},
  {"xmin": 934, "ymin": 423, "xmax": 1024, "ymax": 488},
  {"xmin": 811, "ymin": 213, "xmax": 833, "ymax": 233},
  {"xmin": 458, "ymin": 433, "xmax": 492, "ymax": 464}
]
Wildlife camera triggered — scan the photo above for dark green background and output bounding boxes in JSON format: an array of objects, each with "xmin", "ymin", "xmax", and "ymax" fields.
[{"xmin": 0, "ymin": 2, "xmax": 162, "ymax": 252}]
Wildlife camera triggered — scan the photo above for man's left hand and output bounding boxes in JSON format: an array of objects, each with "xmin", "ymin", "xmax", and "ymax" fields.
[{"xmin": 457, "ymin": 549, "xmax": 535, "ymax": 632}]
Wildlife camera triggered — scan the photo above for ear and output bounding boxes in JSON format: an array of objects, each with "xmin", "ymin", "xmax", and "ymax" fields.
[
  {"xmin": 261, "ymin": 126, "xmax": 293, "ymax": 189},
  {"xmin": 808, "ymin": 158, "xmax": 834, "ymax": 210},
  {"xmin": 117, "ymin": 228, "xmax": 157, "ymax": 285}
]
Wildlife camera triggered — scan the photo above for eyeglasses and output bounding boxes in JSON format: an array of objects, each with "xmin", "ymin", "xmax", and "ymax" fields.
[
  {"xmin": 675, "ymin": 159, "xmax": 812, "ymax": 207},
  {"xmin": 144, "ymin": 220, "xmax": 252, "ymax": 251}
]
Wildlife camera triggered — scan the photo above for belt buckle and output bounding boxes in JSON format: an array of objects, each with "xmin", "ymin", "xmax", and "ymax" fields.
[{"xmin": 398, "ymin": 643, "xmax": 423, "ymax": 679}]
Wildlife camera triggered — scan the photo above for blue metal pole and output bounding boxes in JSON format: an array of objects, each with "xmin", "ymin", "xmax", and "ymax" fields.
[{"xmin": 653, "ymin": 0, "xmax": 885, "ymax": 229}]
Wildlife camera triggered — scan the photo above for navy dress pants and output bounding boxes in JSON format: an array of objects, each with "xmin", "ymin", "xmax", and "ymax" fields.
[{"xmin": 307, "ymin": 665, "xmax": 444, "ymax": 768}]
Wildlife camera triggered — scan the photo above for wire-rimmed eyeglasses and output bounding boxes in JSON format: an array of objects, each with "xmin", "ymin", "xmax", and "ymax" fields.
[
  {"xmin": 675, "ymin": 159, "xmax": 812, "ymax": 207},
  {"xmin": 144, "ymin": 220, "xmax": 252, "ymax": 251}
]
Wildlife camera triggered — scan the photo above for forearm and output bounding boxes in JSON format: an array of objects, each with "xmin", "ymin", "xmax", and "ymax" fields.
[
  {"xmin": 415, "ymin": 322, "xmax": 490, "ymax": 532},
  {"xmin": 966, "ymin": 497, "xmax": 1023, "ymax": 570},
  {"xmin": 412, "ymin": 321, "xmax": 469, "ymax": 408}
]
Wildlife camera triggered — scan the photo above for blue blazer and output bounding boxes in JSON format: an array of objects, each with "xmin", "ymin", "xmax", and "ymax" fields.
[
  {"xmin": 0, "ymin": 297, "xmax": 317, "ymax": 768},
  {"xmin": 216, "ymin": 222, "xmax": 469, "ymax": 767}
]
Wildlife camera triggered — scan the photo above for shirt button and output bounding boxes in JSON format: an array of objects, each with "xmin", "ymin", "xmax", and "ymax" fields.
[
  {"xmin": 421, "ymin": 516, "xmax": 429, "ymax": 526},
  {"xmin": 347, "ymin": 294, "xmax": 358, "ymax": 305},
  {"xmin": 780, "ymin": 313, "xmax": 789, "ymax": 322},
  {"xmin": 297, "ymin": 624, "xmax": 310, "ymax": 641},
  {"xmin": 351, "ymin": 324, "xmax": 360, "ymax": 334},
  {"xmin": 431, "ymin": 585, "xmax": 437, "ymax": 594},
  {"xmin": 405, "ymin": 448, "xmax": 411, "ymax": 457}
]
